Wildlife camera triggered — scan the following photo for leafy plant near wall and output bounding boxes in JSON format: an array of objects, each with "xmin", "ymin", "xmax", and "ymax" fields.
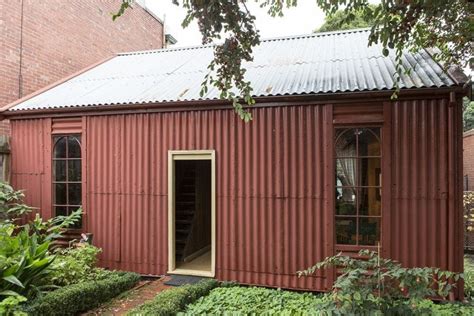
[
  {"xmin": 0, "ymin": 182, "xmax": 83, "ymax": 313},
  {"xmin": 0, "ymin": 182, "xmax": 33, "ymax": 222},
  {"xmin": 27, "ymin": 209, "xmax": 82, "ymax": 243},
  {"xmin": 46, "ymin": 244, "xmax": 110, "ymax": 287},
  {"xmin": 298, "ymin": 250, "xmax": 462, "ymax": 314},
  {"xmin": 0, "ymin": 223, "xmax": 56, "ymax": 299}
]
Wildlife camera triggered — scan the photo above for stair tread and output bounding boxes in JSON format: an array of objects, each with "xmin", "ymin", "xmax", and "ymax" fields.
[{"xmin": 176, "ymin": 220, "xmax": 192, "ymax": 224}]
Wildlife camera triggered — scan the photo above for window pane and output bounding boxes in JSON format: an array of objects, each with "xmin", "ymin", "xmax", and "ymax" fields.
[
  {"xmin": 68, "ymin": 183, "xmax": 82, "ymax": 205},
  {"xmin": 53, "ymin": 160, "xmax": 66, "ymax": 181},
  {"xmin": 359, "ymin": 158, "xmax": 381, "ymax": 187},
  {"xmin": 54, "ymin": 183, "xmax": 67, "ymax": 205},
  {"xmin": 336, "ymin": 187, "xmax": 356, "ymax": 215},
  {"xmin": 358, "ymin": 128, "xmax": 380, "ymax": 157},
  {"xmin": 359, "ymin": 217, "xmax": 381, "ymax": 246},
  {"xmin": 55, "ymin": 206, "xmax": 68, "ymax": 217},
  {"xmin": 359, "ymin": 188, "xmax": 382, "ymax": 216},
  {"xmin": 336, "ymin": 217, "xmax": 357, "ymax": 244},
  {"xmin": 68, "ymin": 136, "xmax": 81, "ymax": 158},
  {"xmin": 53, "ymin": 137, "xmax": 67, "ymax": 158},
  {"xmin": 335, "ymin": 129, "xmax": 356, "ymax": 157},
  {"xmin": 336, "ymin": 159, "xmax": 357, "ymax": 187},
  {"xmin": 68, "ymin": 160, "xmax": 81, "ymax": 181}
]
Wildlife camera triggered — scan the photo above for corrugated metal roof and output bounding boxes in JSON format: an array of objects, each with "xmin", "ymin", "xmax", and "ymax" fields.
[{"xmin": 8, "ymin": 28, "xmax": 458, "ymax": 111}]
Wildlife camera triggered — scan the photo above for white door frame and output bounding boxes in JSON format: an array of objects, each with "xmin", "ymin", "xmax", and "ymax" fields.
[{"xmin": 167, "ymin": 150, "xmax": 216, "ymax": 277}]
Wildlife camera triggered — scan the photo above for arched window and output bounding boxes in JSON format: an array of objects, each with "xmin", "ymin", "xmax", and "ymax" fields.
[
  {"xmin": 335, "ymin": 128, "xmax": 381, "ymax": 246},
  {"xmin": 53, "ymin": 135, "xmax": 82, "ymax": 225}
]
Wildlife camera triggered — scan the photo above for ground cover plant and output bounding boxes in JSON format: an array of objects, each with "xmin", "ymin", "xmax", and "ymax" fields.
[
  {"xmin": 183, "ymin": 285, "xmax": 474, "ymax": 315},
  {"xmin": 129, "ymin": 279, "xmax": 219, "ymax": 315},
  {"xmin": 185, "ymin": 286, "xmax": 325, "ymax": 315}
]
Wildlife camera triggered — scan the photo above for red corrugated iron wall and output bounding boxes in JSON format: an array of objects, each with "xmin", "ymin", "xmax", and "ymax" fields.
[
  {"xmin": 84, "ymin": 105, "xmax": 331, "ymax": 290},
  {"xmin": 389, "ymin": 98, "xmax": 463, "ymax": 277},
  {"xmin": 11, "ymin": 118, "xmax": 52, "ymax": 220},
  {"xmin": 9, "ymin": 98, "xmax": 463, "ymax": 293}
]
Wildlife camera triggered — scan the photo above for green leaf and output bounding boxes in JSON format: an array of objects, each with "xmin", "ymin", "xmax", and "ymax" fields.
[
  {"xmin": 0, "ymin": 290, "xmax": 22, "ymax": 296},
  {"xmin": 3, "ymin": 275, "xmax": 24, "ymax": 288}
]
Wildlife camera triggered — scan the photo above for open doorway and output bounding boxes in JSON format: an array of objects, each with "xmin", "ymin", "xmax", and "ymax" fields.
[{"xmin": 168, "ymin": 151, "xmax": 215, "ymax": 277}]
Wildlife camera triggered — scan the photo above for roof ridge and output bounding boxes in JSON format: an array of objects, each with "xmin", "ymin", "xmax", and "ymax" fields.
[{"xmin": 118, "ymin": 28, "xmax": 371, "ymax": 56}]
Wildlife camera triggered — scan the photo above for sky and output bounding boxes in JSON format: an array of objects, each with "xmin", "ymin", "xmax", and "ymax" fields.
[{"xmin": 139, "ymin": 0, "xmax": 327, "ymax": 47}]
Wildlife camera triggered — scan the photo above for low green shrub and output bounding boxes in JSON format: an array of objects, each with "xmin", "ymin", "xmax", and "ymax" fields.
[
  {"xmin": 23, "ymin": 271, "xmax": 140, "ymax": 316},
  {"xmin": 185, "ymin": 286, "xmax": 324, "ymax": 315},
  {"xmin": 129, "ymin": 279, "xmax": 218, "ymax": 315},
  {"xmin": 415, "ymin": 299, "xmax": 474, "ymax": 315},
  {"xmin": 46, "ymin": 244, "xmax": 109, "ymax": 286}
]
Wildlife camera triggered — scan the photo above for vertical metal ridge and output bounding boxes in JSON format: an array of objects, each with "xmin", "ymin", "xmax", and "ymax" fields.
[{"xmin": 390, "ymin": 97, "xmax": 458, "ymax": 272}]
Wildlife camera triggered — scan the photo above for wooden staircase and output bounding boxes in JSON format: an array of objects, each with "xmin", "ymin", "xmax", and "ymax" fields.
[{"xmin": 175, "ymin": 167, "xmax": 197, "ymax": 262}]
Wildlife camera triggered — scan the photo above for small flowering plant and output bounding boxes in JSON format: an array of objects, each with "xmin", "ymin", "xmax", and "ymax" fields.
[{"xmin": 298, "ymin": 249, "xmax": 462, "ymax": 314}]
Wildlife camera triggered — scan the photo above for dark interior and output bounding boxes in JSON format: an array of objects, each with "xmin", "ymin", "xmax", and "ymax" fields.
[{"xmin": 174, "ymin": 160, "xmax": 211, "ymax": 267}]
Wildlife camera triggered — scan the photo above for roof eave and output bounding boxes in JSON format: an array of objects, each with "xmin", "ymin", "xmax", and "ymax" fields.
[
  {"xmin": 3, "ymin": 86, "xmax": 467, "ymax": 120},
  {"xmin": 0, "ymin": 55, "xmax": 116, "ymax": 114}
]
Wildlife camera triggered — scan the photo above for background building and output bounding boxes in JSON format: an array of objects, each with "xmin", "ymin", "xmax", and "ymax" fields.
[{"xmin": 0, "ymin": 0, "xmax": 165, "ymax": 134}]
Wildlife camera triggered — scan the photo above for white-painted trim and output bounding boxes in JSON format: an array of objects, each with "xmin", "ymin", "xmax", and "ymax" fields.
[{"xmin": 168, "ymin": 150, "xmax": 216, "ymax": 278}]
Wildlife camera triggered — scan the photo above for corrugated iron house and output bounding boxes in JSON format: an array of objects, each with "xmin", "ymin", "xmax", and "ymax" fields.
[{"xmin": 0, "ymin": 29, "xmax": 469, "ymax": 293}]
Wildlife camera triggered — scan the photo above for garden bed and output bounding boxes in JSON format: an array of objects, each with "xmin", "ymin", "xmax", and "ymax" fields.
[
  {"xmin": 183, "ymin": 286, "xmax": 474, "ymax": 315},
  {"xmin": 125, "ymin": 255, "xmax": 474, "ymax": 315}
]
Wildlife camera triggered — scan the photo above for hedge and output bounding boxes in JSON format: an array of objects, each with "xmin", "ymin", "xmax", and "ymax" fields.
[
  {"xmin": 129, "ymin": 279, "xmax": 219, "ymax": 315},
  {"xmin": 23, "ymin": 271, "xmax": 140, "ymax": 316}
]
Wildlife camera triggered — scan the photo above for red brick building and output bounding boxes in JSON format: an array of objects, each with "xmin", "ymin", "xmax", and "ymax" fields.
[
  {"xmin": 464, "ymin": 129, "xmax": 474, "ymax": 191},
  {"xmin": 0, "ymin": 0, "xmax": 164, "ymax": 134}
]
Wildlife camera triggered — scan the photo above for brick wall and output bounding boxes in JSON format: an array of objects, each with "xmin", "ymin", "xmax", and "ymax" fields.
[
  {"xmin": 464, "ymin": 129, "xmax": 474, "ymax": 191},
  {"xmin": 0, "ymin": 0, "xmax": 164, "ymax": 134}
]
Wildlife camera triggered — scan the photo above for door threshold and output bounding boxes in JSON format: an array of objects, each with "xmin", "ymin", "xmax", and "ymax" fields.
[{"xmin": 168, "ymin": 268, "xmax": 214, "ymax": 278}]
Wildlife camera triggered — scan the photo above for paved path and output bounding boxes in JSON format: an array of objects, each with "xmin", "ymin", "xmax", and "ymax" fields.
[{"xmin": 84, "ymin": 276, "xmax": 171, "ymax": 315}]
